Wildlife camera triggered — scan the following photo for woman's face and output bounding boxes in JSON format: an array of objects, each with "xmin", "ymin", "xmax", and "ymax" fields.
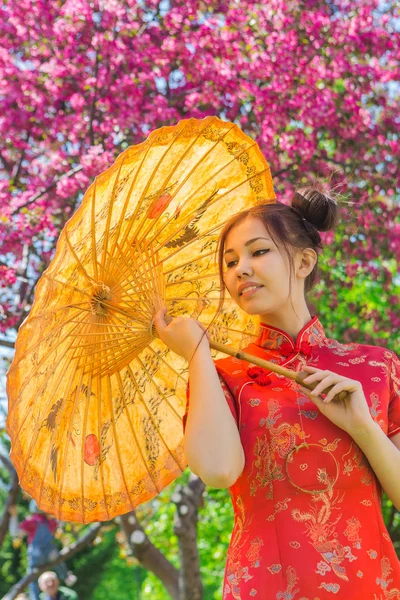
[{"xmin": 222, "ymin": 215, "xmax": 298, "ymax": 317}]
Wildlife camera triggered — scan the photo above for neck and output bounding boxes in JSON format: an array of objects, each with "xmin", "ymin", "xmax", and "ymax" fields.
[{"xmin": 259, "ymin": 306, "xmax": 312, "ymax": 344}]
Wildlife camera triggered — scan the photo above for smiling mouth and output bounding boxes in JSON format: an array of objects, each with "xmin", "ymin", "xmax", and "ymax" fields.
[{"xmin": 240, "ymin": 285, "xmax": 263, "ymax": 296}]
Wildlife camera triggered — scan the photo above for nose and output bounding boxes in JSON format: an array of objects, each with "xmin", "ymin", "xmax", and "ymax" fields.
[{"xmin": 235, "ymin": 257, "xmax": 253, "ymax": 279}]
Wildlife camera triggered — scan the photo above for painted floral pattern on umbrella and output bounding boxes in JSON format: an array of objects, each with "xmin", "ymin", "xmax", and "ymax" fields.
[{"xmin": 6, "ymin": 116, "xmax": 276, "ymax": 522}]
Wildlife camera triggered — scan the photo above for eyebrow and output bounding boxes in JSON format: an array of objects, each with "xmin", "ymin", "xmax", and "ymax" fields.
[{"xmin": 224, "ymin": 237, "xmax": 271, "ymax": 255}]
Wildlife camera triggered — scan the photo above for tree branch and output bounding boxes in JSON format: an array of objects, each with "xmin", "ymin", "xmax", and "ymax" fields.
[
  {"xmin": 119, "ymin": 511, "xmax": 180, "ymax": 599},
  {"xmin": 172, "ymin": 473, "xmax": 205, "ymax": 600},
  {"xmin": 0, "ymin": 150, "xmax": 13, "ymax": 174},
  {"xmin": 0, "ymin": 339, "xmax": 14, "ymax": 349},
  {"xmin": 11, "ymin": 165, "xmax": 83, "ymax": 216},
  {"xmin": 2, "ymin": 522, "xmax": 103, "ymax": 600},
  {"xmin": 0, "ymin": 467, "xmax": 19, "ymax": 549}
]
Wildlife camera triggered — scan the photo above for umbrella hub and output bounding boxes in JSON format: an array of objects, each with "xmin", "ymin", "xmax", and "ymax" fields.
[{"xmin": 90, "ymin": 283, "xmax": 112, "ymax": 316}]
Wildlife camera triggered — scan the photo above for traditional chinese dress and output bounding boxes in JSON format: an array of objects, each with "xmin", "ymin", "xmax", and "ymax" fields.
[{"xmin": 183, "ymin": 315, "xmax": 400, "ymax": 599}]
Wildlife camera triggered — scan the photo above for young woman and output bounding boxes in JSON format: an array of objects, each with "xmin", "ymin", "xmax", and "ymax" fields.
[{"xmin": 154, "ymin": 187, "xmax": 400, "ymax": 599}]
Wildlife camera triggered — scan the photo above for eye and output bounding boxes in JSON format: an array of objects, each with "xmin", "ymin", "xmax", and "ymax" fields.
[
  {"xmin": 226, "ymin": 260, "xmax": 237, "ymax": 268},
  {"xmin": 225, "ymin": 249, "xmax": 269, "ymax": 269}
]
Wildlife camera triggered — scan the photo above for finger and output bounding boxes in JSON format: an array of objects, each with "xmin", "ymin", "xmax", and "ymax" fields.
[
  {"xmin": 302, "ymin": 371, "xmax": 325, "ymax": 383},
  {"xmin": 323, "ymin": 381, "xmax": 350, "ymax": 403},
  {"xmin": 310, "ymin": 375, "xmax": 338, "ymax": 397},
  {"xmin": 299, "ymin": 386, "xmax": 323, "ymax": 404},
  {"xmin": 153, "ymin": 308, "xmax": 167, "ymax": 333}
]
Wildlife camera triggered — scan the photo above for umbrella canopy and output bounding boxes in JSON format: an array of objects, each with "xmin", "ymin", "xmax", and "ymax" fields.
[{"xmin": 6, "ymin": 116, "xmax": 276, "ymax": 522}]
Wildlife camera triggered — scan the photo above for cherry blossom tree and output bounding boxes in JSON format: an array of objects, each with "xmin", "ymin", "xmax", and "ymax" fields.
[{"xmin": 0, "ymin": 1, "xmax": 399, "ymax": 337}]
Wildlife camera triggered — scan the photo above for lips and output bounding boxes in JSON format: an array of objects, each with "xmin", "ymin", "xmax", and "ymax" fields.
[{"xmin": 238, "ymin": 284, "xmax": 263, "ymax": 296}]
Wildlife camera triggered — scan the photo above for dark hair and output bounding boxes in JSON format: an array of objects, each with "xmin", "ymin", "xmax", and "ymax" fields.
[
  {"xmin": 216, "ymin": 184, "xmax": 341, "ymax": 315},
  {"xmin": 187, "ymin": 184, "xmax": 341, "ymax": 367}
]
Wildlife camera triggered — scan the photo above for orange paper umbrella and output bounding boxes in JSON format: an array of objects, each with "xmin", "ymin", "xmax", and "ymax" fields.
[{"xmin": 6, "ymin": 116, "xmax": 276, "ymax": 523}]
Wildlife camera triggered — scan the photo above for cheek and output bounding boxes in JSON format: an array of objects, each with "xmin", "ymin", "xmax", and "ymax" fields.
[{"xmin": 223, "ymin": 272, "xmax": 236, "ymax": 295}]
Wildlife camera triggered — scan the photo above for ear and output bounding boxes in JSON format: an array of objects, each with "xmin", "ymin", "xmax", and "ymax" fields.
[{"xmin": 297, "ymin": 248, "xmax": 317, "ymax": 279}]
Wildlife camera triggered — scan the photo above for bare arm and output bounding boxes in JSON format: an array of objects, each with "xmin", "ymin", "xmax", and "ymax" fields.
[
  {"xmin": 351, "ymin": 422, "xmax": 400, "ymax": 511},
  {"xmin": 185, "ymin": 344, "xmax": 245, "ymax": 488},
  {"xmin": 153, "ymin": 308, "xmax": 244, "ymax": 488}
]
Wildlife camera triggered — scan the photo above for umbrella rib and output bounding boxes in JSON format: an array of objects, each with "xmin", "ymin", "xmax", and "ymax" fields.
[
  {"xmin": 81, "ymin": 373, "xmax": 93, "ymax": 522},
  {"xmin": 71, "ymin": 334, "xmax": 140, "ymax": 356},
  {"xmin": 44, "ymin": 274, "xmax": 94, "ymax": 300},
  {"xmin": 145, "ymin": 138, "xmax": 266, "ymax": 247},
  {"xmin": 91, "ymin": 344, "xmax": 149, "ymax": 379},
  {"xmin": 111, "ymin": 244, "xmax": 154, "ymax": 314},
  {"xmin": 74, "ymin": 312, "xmax": 151, "ymax": 375},
  {"xmin": 152, "ymin": 215, "xmax": 227, "ymax": 266},
  {"xmin": 165, "ymin": 272, "xmax": 224, "ymax": 287},
  {"xmin": 125, "ymin": 362, "xmax": 184, "ymax": 493},
  {"xmin": 10, "ymin": 312, "xmax": 89, "ymax": 437},
  {"xmin": 99, "ymin": 157, "xmax": 126, "ymax": 280},
  {"xmin": 88, "ymin": 333, "xmax": 151, "ymax": 379},
  {"xmin": 108, "ymin": 140, "xmax": 155, "ymax": 264},
  {"xmin": 121, "ymin": 118, "xmax": 211, "ymax": 246},
  {"xmin": 25, "ymin": 302, "xmax": 89, "ymax": 323},
  {"xmin": 95, "ymin": 374, "xmax": 110, "ymax": 521},
  {"xmin": 105, "ymin": 245, "xmax": 152, "ymax": 306},
  {"xmin": 73, "ymin": 332, "xmax": 143, "ymax": 369},
  {"xmin": 153, "ymin": 166, "xmax": 273, "ymax": 258},
  {"xmin": 37, "ymin": 351, "xmax": 86, "ymax": 517},
  {"xmin": 65, "ymin": 229, "xmax": 97, "ymax": 286},
  {"xmin": 125, "ymin": 241, "xmax": 162, "ymax": 311},
  {"xmin": 145, "ymin": 343, "xmax": 188, "ymax": 389},
  {"xmin": 133, "ymin": 354, "xmax": 187, "ymax": 469},
  {"xmin": 94, "ymin": 250, "xmax": 153, "ymax": 319},
  {"xmin": 8, "ymin": 311, "xmax": 89, "ymax": 406},
  {"xmin": 15, "ymin": 320, "xmax": 88, "ymax": 487},
  {"xmin": 143, "ymin": 240, "xmax": 165, "ymax": 304},
  {"xmin": 114, "ymin": 370, "xmax": 161, "ymax": 497},
  {"xmin": 163, "ymin": 248, "xmax": 215, "ymax": 275},
  {"xmin": 56, "ymin": 366, "xmax": 86, "ymax": 519},
  {"xmin": 134, "ymin": 118, "xmax": 237, "ymax": 244},
  {"xmin": 105, "ymin": 373, "xmax": 135, "ymax": 511},
  {"xmin": 91, "ymin": 178, "xmax": 99, "ymax": 281}
]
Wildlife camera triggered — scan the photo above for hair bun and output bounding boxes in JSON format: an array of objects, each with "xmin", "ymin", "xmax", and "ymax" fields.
[{"xmin": 291, "ymin": 185, "xmax": 340, "ymax": 232}]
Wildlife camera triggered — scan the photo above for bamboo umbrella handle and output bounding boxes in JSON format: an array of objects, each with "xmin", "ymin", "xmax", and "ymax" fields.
[
  {"xmin": 208, "ymin": 340, "xmax": 349, "ymax": 402},
  {"xmin": 156, "ymin": 314, "xmax": 349, "ymax": 403}
]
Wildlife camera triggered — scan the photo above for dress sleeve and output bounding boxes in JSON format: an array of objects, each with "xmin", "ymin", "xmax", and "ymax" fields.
[
  {"xmin": 387, "ymin": 350, "xmax": 400, "ymax": 438},
  {"xmin": 182, "ymin": 372, "xmax": 239, "ymax": 433}
]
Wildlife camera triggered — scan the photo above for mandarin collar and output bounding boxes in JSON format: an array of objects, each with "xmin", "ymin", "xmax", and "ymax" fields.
[{"xmin": 255, "ymin": 315, "xmax": 326, "ymax": 358}]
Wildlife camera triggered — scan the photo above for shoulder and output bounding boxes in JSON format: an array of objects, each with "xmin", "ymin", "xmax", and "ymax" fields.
[
  {"xmin": 324, "ymin": 335, "xmax": 394, "ymax": 362},
  {"xmin": 213, "ymin": 346, "xmax": 257, "ymax": 380}
]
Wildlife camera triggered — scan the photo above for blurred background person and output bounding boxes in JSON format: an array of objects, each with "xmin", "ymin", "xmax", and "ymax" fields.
[
  {"xmin": 9, "ymin": 501, "xmax": 76, "ymax": 600},
  {"xmin": 38, "ymin": 572, "xmax": 78, "ymax": 600}
]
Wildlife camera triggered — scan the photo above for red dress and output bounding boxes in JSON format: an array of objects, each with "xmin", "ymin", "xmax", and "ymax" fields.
[{"xmin": 183, "ymin": 316, "xmax": 400, "ymax": 599}]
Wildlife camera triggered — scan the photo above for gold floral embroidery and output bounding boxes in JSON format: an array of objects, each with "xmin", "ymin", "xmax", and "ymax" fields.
[
  {"xmin": 318, "ymin": 582, "xmax": 341, "ymax": 593},
  {"xmin": 247, "ymin": 434, "xmax": 285, "ymax": 499},
  {"xmin": 267, "ymin": 563, "xmax": 282, "ymax": 574},
  {"xmin": 224, "ymin": 495, "xmax": 255, "ymax": 600},
  {"xmin": 246, "ymin": 536, "xmax": 263, "ymax": 566},
  {"xmin": 341, "ymin": 440, "xmax": 373, "ymax": 485},
  {"xmin": 343, "ymin": 516, "xmax": 362, "ymax": 549},
  {"xmin": 291, "ymin": 476, "xmax": 350, "ymax": 581},
  {"xmin": 276, "ymin": 566, "xmax": 300, "ymax": 599},
  {"xmin": 375, "ymin": 556, "xmax": 400, "ymax": 599},
  {"xmin": 266, "ymin": 497, "xmax": 292, "ymax": 522}
]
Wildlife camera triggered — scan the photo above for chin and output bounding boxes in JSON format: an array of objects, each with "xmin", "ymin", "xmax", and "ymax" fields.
[{"xmin": 240, "ymin": 302, "xmax": 269, "ymax": 315}]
